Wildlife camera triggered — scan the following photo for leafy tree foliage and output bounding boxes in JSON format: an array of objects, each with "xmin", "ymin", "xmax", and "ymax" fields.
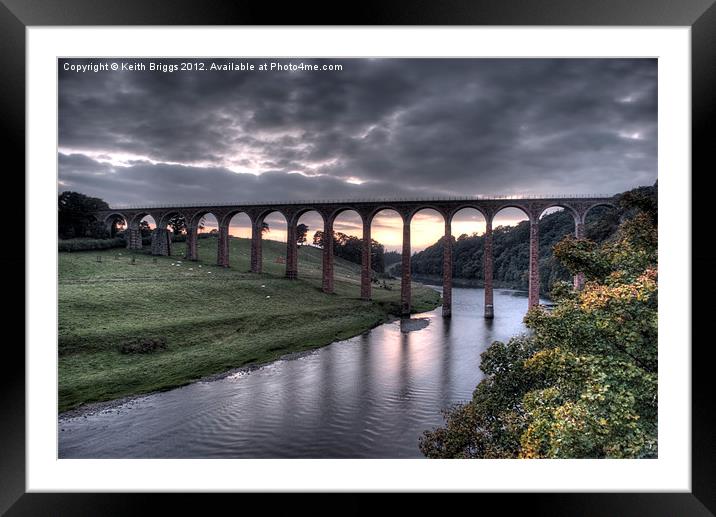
[
  {"xmin": 58, "ymin": 191, "xmax": 110, "ymax": 239},
  {"xmin": 163, "ymin": 214, "xmax": 206, "ymax": 238},
  {"xmin": 296, "ymin": 223, "xmax": 309, "ymax": 245},
  {"xmin": 167, "ymin": 214, "xmax": 187, "ymax": 235},
  {"xmin": 313, "ymin": 230, "xmax": 386, "ymax": 273},
  {"xmin": 419, "ymin": 185, "xmax": 657, "ymax": 459},
  {"xmin": 139, "ymin": 220, "xmax": 152, "ymax": 238}
]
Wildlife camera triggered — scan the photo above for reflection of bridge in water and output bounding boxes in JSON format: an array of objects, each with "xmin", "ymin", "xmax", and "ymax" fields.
[{"xmin": 96, "ymin": 195, "xmax": 617, "ymax": 317}]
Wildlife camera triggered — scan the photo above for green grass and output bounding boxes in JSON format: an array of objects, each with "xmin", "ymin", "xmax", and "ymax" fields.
[{"xmin": 58, "ymin": 236, "xmax": 441, "ymax": 413}]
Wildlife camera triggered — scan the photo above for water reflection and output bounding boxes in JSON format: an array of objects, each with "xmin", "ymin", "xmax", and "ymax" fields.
[{"xmin": 59, "ymin": 288, "xmax": 538, "ymax": 458}]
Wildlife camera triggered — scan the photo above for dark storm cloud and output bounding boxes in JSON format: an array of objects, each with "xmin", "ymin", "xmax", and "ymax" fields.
[
  {"xmin": 58, "ymin": 153, "xmax": 419, "ymax": 206},
  {"xmin": 58, "ymin": 58, "xmax": 656, "ymax": 205}
]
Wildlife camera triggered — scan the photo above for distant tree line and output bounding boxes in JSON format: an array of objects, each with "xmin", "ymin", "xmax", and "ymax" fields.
[{"xmin": 384, "ymin": 251, "xmax": 402, "ymax": 267}]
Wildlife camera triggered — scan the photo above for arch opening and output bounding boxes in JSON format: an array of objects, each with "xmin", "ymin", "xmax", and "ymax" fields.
[
  {"xmin": 157, "ymin": 211, "xmax": 185, "ymax": 238},
  {"xmin": 583, "ymin": 204, "xmax": 620, "ymax": 242},
  {"xmin": 446, "ymin": 207, "xmax": 487, "ymax": 281},
  {"xmin": 125, "ymin": 214, "xmax": 156, "ymax": 251},
  {"xmin": 491, "ymin": 207, "xmax": 531, "ymax": 309},
  {"xmin": 537, "ymin": 206, "xmax": 578, "ymax": 297},
  {"xmin": 407, "ymin": 208, "xmax": 447, "ymax": 278},
  {"xmin": 210, "ymin": 211, "xmax": 253, "ymax": 270},
  {"xmin": 331, "ymin": 209, "xmax": 378, "ymax": 294},
  {"xmin": 153, "ymin": 211, "xmax": 186, "ymax": 257},
  {"xmin": 104, "ymin": 213, "xmax": 127, "ymax": 238},
  {"xmin": 369, "ymin": 209, "xmax": 403, "ymax": 276},
  {"xmin": 295, "ymin": 210, "xmax": 325, "ymax": 280},
  {"xmin": 226, "ymin": 212, "xmax": 251, "ymax": 239},
  {"xmin": 183, "ymin": 212, "xmax": 218, "ymax": 263},
  {"xmin": 253, "ymin": 210, "xmax": 289, "ymax": 276}
]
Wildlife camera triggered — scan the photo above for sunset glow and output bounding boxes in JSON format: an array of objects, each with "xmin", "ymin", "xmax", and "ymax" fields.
[{"xmin": 186, "ymin": 208, "xmax": 530, "ymax": 252}]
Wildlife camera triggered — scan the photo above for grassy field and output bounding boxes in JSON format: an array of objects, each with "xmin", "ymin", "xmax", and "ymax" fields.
[{"xmin": 58, "ymin": 236, "xmax": 441, "ymax": 413}]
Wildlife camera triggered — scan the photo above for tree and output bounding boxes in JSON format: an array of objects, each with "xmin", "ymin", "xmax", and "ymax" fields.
[
  {"xmin": 165, "ymin": 214, "xmax": 206, "ymax": 236},
  {"xmin": 296, "ymin": 223, "xmax": 309, "ymax": 246},
  {"xmin": 371, "ymin": 239, "xmax": 386, "ymax": 274},
  {"xmin": 261, "ymin": 222, "xmax": 270, "ymax": 235},
  {"xmin": 139, "ymin": 220, "xmax": 152, "ymax": 238},
  {"xmin": 58, "ymin": 191, "xmax": 110, "ymax": 239},
  {"xmin": 167, "ymin": 214, "xmax": 187, "ymax": 235},
  {"xmin": 312, "ymin": 230, "xmax": 386, "ymax": 272},
  {"xmin": 419, "ymin": 185, "xmax": 658, "ymax": 459}
]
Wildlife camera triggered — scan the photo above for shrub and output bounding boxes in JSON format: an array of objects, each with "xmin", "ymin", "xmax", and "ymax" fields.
[{"xmin": 59, "ymin": 237, "xmax": 126, "ymax": 252}]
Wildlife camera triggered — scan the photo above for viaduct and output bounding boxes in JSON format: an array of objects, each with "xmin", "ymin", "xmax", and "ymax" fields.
[{"xmin": 95, "ymin": 195, "xmax": 617, "ymax": 317}]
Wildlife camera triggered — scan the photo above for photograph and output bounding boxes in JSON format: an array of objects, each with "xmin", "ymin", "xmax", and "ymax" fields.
[
  {"xmin": 3, "ymin": 1, "xmax": 710, "ymax": 509},
  {"xmin": 56, "ymin": 57, "xmax": 658, "ymax": 460}
]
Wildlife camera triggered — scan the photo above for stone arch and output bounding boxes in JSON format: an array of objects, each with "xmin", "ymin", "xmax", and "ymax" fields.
[
  {"xmin": 151, "ymin": 210, "xmax": 183, "ymax": 257},
  {"xmin": 183, "ymin": 209, "xmax": 222, "ymax": 262},
  {"xmin": 251, "ymin": 209, "xmax": 287, "ymax": 248},
  {"xmin": 156, "ymin": 210, "xmax": 187, "ymax": 230},
  {"xmin": 290, "ymin": 208, "xmax": 332, "ymax": 289},
  {"xmin": 219, "ymin": 209, "xmax": 250, "ymax": 228},
  {"xmin": 366, "ymin": 205, "xmax": 401, "ymax": 226},
  {"xmin": 325, "ymin": 206, "xmax": 363, "ymax": 226},
  {"xmin": 538, "ymin": 203, "xmax": 580, "ymax": 226},
  {"xmin": 129, "ymin": 212, "xmax": 155, "ymax": 229},
  {"xmin": 325, "ymin": 207, "xmax": 377, "ymax": 301},
  {"xmin": 447, "ymin": 206, "xmax": 493, "ymax": 318},
  {"xmin": 491, "ymin": 205, "xmax": 534, "ymax": 310},
  {"xmin": 409, "ymin": 206, "xmax": 447, "ymax": 250},
  {"xmin": 405, "ymin": 204, "xmax": 448, "ymax": 225},
  {"xmin": 367, "ymin": 207, "xmax": 404, "ymax": 252},
  {"xmin": 328, "ymin": 207, "xmax": 365, "ymax": 237},
  {"xmin": 220, "ymin": 210, "xmax": 252, "ymax": 238},
  {"xmin": 447, "ymin": 204, "xmax": 490, "ymax": 226},
  {"xmin": 103, "ymin": 212, "xmax": 128, "ymax": 237},
  {"xmin": 294, "ymin": 209, "xmax": 327, "ymax": 248},
  {"xmin": 492, "ymin": 203, "xmax": 533, "ymax": 223},
  {"xmin": 291, "ymin": 207, "xmax": 327, "ymax": 227},
  {"xmin": 253, "ymin": 208, "xmax": 293, "ymax": 232},
  {"xmin": 583, "ymin": 201, "xmax": 619, "ymax": 222},
  {"xmin": 188, "ymin": 209, "xmax": 221, "ymax": 230},
  {"xmin": 535, "ymin": 204, "xmax": 586, "ymax": 294}
]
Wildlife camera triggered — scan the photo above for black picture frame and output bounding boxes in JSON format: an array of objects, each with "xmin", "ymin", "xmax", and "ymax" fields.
[{"xmin": 3, "ymin": 0, "xmax": 712, "ymax": 514}]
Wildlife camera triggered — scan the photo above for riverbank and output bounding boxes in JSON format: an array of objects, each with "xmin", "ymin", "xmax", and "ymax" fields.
[{"xmin": 58, "ymin": 236, "xmax": 441, "ymax": 414}]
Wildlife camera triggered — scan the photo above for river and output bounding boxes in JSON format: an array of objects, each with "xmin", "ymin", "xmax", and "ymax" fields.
[{"xmin": 58, "ymin": 287, "xmax": 541, "ymax": 458}]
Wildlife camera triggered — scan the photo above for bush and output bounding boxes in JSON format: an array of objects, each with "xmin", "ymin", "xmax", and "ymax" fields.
[
  {"xmin": 59, "ymin": 237, "xmax": 126, "ymax": 252},
  {"xmin": 119, "ymin": 337, "xmax": 168, "ymax": 354}
]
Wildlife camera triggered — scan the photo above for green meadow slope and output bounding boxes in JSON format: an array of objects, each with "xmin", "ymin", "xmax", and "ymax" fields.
[{"xmin": 58, "ymin": 236, "xmax": 440, "ymax": 413}]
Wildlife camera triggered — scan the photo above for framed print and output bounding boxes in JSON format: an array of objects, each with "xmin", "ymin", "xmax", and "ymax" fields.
[{"xmin": 3, "ymin": 0, "xmax": 713, "ymax": 514}]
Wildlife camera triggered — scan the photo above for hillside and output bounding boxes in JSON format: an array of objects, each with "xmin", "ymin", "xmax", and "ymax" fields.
[
  {"xmin": 411, "ymin": 204, "xmax": 624, "ymax": 294},
  {"xmin": 58, "ymin": 236, "xmax": 440, "ymax": 412}
]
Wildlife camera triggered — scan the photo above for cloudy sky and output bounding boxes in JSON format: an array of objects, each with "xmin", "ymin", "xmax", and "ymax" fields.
[{"xmin": 58, "ymin": 58, "xmax": 657, "ymax": 250}]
